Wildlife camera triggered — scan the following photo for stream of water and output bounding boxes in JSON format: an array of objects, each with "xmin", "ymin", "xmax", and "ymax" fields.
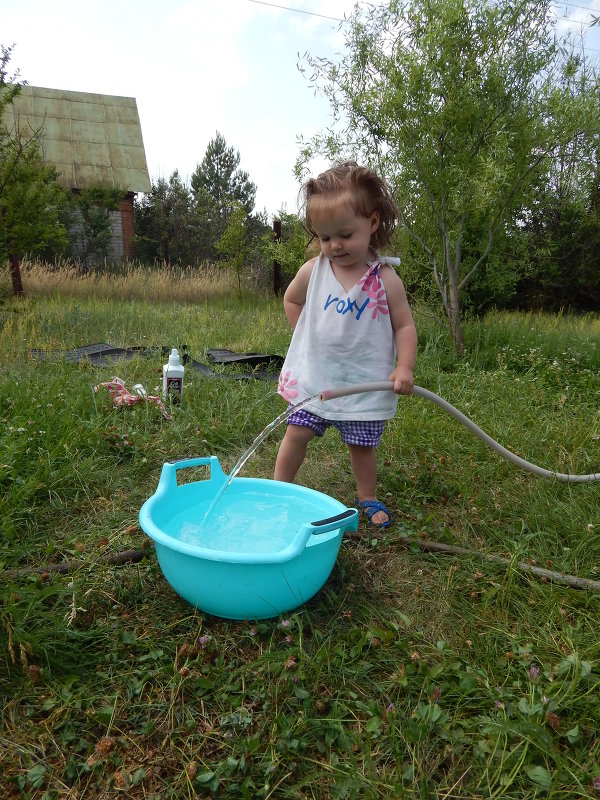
[{"xmin": 197, "ymin": 394, "xmax": 320, "ymax": 531}]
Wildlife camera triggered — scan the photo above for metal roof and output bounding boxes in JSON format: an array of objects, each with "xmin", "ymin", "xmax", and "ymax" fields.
[{"xmin": 5, "ymin": 85, "xmax": 151, "ymax": 193}]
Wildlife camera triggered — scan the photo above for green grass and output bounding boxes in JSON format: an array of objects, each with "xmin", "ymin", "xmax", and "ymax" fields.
[{"xmin": 1, "ymin": 280, "xmax": 600, "ymax": 799}]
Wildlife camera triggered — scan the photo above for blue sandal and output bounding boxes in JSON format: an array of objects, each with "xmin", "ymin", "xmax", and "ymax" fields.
[{"xmin": 356, "ymin": 499, "xmax": 391, "ymax": 528}]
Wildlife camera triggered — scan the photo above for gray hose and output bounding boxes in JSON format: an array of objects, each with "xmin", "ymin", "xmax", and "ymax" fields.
[{"xmin": 319, "ymin": 382, "xmax": 600, "ymax": 483}]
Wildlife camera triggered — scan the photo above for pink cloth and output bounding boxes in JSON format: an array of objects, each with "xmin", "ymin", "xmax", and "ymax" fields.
[{"xmin": 94, "ymin": 377, "xmax": 172, "ymax": 420}]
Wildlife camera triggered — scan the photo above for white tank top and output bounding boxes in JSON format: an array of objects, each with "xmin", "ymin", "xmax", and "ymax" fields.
[{"xmin": 278, "ymin": 253, "xmax": 398, "ymax": 421}]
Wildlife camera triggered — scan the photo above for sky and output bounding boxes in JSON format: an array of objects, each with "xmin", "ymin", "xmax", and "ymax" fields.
[{"xmin": 4, "ymin": 0, "xmax": 600, "ymax": 218}]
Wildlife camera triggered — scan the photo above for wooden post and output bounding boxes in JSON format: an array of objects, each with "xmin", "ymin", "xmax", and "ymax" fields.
[
  {"xmin": 273, "ymin": 218, "xmax": 282, "ymax": 297},
  {"xmin": 9, "ymin": 253, "xmax": 24, "ymax": 296}
]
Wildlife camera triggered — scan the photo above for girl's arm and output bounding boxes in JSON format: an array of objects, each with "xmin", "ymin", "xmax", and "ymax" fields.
[
  {"xmin": 282, "ymin": 257, "xmax": 317, "ymax": 330},
  {"xmin": 381, "ymin": 266, "xmax": 418, "ymax": 394}
]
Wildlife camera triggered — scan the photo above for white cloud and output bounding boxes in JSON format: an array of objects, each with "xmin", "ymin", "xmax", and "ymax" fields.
[{"xmin": 553, "ymin": 0, "xmax": 600, "ymax": 41}]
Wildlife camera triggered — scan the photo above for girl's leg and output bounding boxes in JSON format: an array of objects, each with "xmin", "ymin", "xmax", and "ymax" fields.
[
  {"xmin": 348, "ymin": 444, "xmax": 389, "ymax": 525},
  {"xmin": 274, "ymin": 424, "xmax": 316, "ymax": 483}
]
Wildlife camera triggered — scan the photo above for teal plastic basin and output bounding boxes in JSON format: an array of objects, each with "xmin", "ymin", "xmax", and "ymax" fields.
[{"xmin": 139, "ymin": 456, "xmax": 358, "ymax": 620}]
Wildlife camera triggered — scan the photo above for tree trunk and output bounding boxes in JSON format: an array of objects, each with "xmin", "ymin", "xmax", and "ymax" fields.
[
  {"xmin": 448, "ymin": 279, "xmax": 465, "ymax": 354},
  {"xmin": 443, "ymin": 229, "xmax": 466, "ymax": 354},
  {"xmin": 9, "ymin": 253, "xmax": 24, "ymax": 296},
  {"xmin": 161, "ymin": 237, "xmax": 169, "ymax": 265}
]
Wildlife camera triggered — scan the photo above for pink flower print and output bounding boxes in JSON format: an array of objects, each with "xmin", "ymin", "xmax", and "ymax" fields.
[
  {"xmin": 368, "ymin": 290, "xmax": 389, "ymax": 320},
  {"xmin": 278, "ymin": 370, "xmax": 299, "ymax": 401},
  {"xmin": 358, "ymin": 266, "xmax": 382, "ymax": 299}
]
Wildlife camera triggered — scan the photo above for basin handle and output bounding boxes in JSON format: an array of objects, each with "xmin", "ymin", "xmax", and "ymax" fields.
[
  {"xmin": 310, "ymin": 509, "xmax": 357, "ymax": 529},
  {"xmin": 156, "ymin": 456, "xmax": 227, "ymax": 493},
  {"xmin": 305, "ymin": 507, "xmax": 358, "ymax": 539},
  {"xmin": 282, "ymin": 507, "xmax": 358, "ymax": 561}
]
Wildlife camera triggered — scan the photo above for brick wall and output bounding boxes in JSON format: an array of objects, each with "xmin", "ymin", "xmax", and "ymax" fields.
[
  {"xmin": 68, "ymin": 191, "xmax": 137, "ymax": 263},
  {"xmin": 120, "ymin": 194, "xmax": 135, "ymax": 259}
]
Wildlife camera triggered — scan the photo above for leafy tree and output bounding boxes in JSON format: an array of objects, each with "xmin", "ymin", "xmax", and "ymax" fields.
[
  {"xmin": 191, "ymin": 132, "xmax": 256, "ymax": 234},
  {"xmin": 0, "ymin": 45, "xmax": 68, "ymax": 294},
  {"xmin": 135, "ymin": 171, "xmax": 194, "ymax": 265},
  {"xmin": 191, "ymin": 183, "xmax": 222, "ymax": 262},
  {"xmin": 134, "ymin": 135, "xmax": 264, "ymax": 272},
  {"xmin": 135, "ymin": 166, "xmax": 265, "ymax": 269},
  {"xmin": 514, "ymin": 198, "xmax": 600, "ymax": 310},
  {"xmin": 242, "ymin": 207, "xmax": 271, "ymax": 283},
  {"xmin": 261, "ymin": 209, "xmax": 310, "ymax": 286},
  {"xmin": 215, "ymin": 200, "xmax": 249, "ymax": 294},
  {"xmin": 297, "ymin": 0, "xmax": 600, "ymax": 350},
  {"xmin": 508, "ymin": 52, "xmax": 600, "ymax": 310},
  {"xmin": 64, "ymin": 185, "xmax": 124, "ymax": 268}
]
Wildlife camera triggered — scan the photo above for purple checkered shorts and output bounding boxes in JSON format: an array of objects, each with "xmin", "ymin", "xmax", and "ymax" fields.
[{"xmin": 287, "ymin": 408, "xmax": 386, "ymax": 447}]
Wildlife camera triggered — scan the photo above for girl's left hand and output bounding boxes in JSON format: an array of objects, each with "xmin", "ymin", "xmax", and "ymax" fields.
[{"xmin": 389, "ymin": 366, "xmax": 414, "ymax": 395}]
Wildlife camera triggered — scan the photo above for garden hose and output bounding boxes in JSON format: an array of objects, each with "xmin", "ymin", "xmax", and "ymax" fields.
[{"xmin": 319, "ymin": 382, "xmax": 600, "ymax": 483}]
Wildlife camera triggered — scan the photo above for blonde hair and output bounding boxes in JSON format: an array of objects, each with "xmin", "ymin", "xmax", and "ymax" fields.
[{"xmin": 301, "ymin": 161, "xmax": 398, "ymax": 249}]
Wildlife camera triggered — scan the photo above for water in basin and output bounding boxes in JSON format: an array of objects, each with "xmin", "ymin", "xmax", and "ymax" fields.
[
  {"xmin": 163, "ymin": 490, "xmax": 321, "ymax": 554},
  {"xmin": 197, "ymin": 394, "xmax": 320, "ymax": 531}
]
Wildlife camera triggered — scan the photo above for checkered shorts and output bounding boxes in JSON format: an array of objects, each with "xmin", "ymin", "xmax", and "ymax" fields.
[{"xmin": 287, "ymin": 408, "xmax": 386, "ymax": 447}]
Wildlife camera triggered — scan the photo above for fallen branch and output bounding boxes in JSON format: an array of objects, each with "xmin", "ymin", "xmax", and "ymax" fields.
[
  {"xmin": 395, "ymin": 535, "xmax": 600, "ymax": 591},
  {"xmin": 9, "ymin": 542, "xmax": 152, "ymax": 578}
]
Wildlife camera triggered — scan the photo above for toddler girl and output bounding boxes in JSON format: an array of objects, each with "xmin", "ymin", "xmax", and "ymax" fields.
[{"xmin": 274, "ymin": 161, "xmax": 417, "ymax": 527}]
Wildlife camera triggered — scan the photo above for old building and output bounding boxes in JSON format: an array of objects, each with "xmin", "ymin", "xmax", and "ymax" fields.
[{"xmin": 6, "ymin": 84, "xmax": 151, "ymax": 259}]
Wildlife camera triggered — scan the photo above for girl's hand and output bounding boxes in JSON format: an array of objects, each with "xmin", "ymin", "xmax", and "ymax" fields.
[
  {"xmin": 389, "ymin": 366, "xmax": 414, "ymax": 395},
  {"xmin": 282, "ymin": 257, "xmax": 317, "ymax": 329}
]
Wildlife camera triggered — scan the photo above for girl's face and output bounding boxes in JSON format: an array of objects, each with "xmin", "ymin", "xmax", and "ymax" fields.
[{"xmin": 311, "ymin": 203, "xmax": 380, "ymax": 272}]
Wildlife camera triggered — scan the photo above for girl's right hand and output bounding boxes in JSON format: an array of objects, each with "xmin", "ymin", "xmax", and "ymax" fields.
[{"xmin": 388, "ymin": 366, "xmax": 414, "ymax": 395}]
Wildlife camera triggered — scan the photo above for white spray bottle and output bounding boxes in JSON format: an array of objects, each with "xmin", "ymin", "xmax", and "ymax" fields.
[{"xmin": 162, "ymin": 348, "xmax": 184, "ymax": 404}]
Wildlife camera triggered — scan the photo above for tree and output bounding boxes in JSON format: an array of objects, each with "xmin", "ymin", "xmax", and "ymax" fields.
[
  {"xmin": 0, "ymin": 45, "xmax": 68, "ymax": 294},
  {"xmin": 508, "ymin": 52, "xmax": 600, "ymax": 310},
  {"xmin": 133, "ymin": 134, "xmax": 264, "ymax": 272},
  {"xmin": 64, "ymin": 185, "xmax": 124, "ymax": 268},
  {"xmin": 215, "ymin": 200, "xmax": 248, "ymax": 294},
  {"xmin": 261, "ymin": 209, "xmax": 310, "ymax": 286},
  {"xmin": 191, "ymin": 183, "xmax": 222, "ymax": 262},
  {"xmin": 191, "ymin": 132, "xmax": 256, "ymax": 233},
  {"xmin": 135, "ymin": 171, "xmax": 194, "ymax": 265},
  {"xmin": 297, "ymin": 0, "xmax": 600, "ymax": 350},
  {"xmin": 134, "ymin": 166, "xmax": 266, "ymax": 269}
]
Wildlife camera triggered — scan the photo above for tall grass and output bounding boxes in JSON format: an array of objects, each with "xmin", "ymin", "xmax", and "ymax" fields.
[
  {"xmin": 465, "ymin": 309, "xmax": 600, "ymax": 371},
  {"xmin": 2, "ymin": 258, "xmax": 246, "ymax": 304},
  {"xmin": 1, "ymin": 265, "xmax": 600, "ymax": 799}
]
